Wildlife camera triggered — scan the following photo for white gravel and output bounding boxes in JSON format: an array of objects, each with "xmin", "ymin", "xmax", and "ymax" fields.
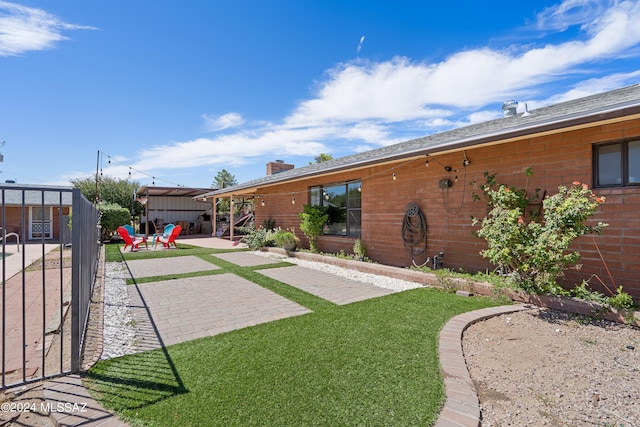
[{"xmin": 101, "ymin": 262, "xmax": 137, "ymax": 359}]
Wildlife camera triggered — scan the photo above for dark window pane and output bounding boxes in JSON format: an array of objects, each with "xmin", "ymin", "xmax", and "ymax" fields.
[
  {"xmin": 348, "ymin": 209, "xmax": 361, "ymax": 236},
  {"xmin": 347, "ymin": 182, "xmax": 362, "ymax": 208},
  {"xmin": 324, "ymin": 184, "xmax": 346, "ymax": 207},
  {"xmin": 597, "ymin": 144, "xmax": 622, "ymax": 186},
  {"xmin": 629, "ymin": 141, "xmax": 640, "ymax": 183},
  {"xmin": 323, "ymin": 184, "xmax": 347, "ymax": 235},
  {"xmin": 310, "ymin": 187, "xmax": 321, "ymax": 206}
]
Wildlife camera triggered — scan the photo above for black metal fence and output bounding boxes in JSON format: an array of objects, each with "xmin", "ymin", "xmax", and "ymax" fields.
[{"xmin": 0, "ymin": 185, "xmax": 100, "ymax": 389}]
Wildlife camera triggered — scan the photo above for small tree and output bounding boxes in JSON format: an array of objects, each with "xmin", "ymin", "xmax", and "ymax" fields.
[
  {"xmin": 212, "ymin": 169, "xmax": 237, "ymax": 189},
  {"xmin": 100, "ymin": 204, "xmax": 131, "ymax": 241},
  {"xmin": 298, "ymin": 205, "xmax": 328, "ymax": 253},
  {"xmin": 472, "ymin": 174, "xmax": 608, "ymax": 295}
]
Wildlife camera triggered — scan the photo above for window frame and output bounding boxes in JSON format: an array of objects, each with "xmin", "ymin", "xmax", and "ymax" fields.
[
  {"xmin": 593, "ymin": 140, "xmax": 640, "ymax": 188},
  {"xmin": 309, "ymin": 180, "xmax": 362, "ymax": 236}
]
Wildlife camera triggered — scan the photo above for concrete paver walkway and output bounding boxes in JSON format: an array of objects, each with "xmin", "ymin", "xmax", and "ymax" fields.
[
  {"xmin": 212, "ymin": 251, "xmax": 283, "ymax": 267},
  {"xmin": 124, "ymin": 255, "xmax": 220, "ymax": 278},
  {"xmin": 129, "ymin": 273, "xmax": 311, "ymax": 349},
  {"xmin": 258, "ymin": 265, "xmax": 398, "ymax": 305}
]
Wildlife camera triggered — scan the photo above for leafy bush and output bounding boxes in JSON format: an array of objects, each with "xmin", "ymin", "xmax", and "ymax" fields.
[
  {"xmin": 272, "ymin": 228, "xmax": 299, "ymax": 249},
  {"xmin": 353, "ymin": 238, "xmax": 366, "ymax": 260},
  {"xmin": 100, "ymin": 204, "xmax": 131, "ymax": 241},
  {"xmin": 299, "ymin": 205, "xmax": 328, "ymax": 253},
  {"xmin": 472, "ymin": 173, "xmax": 608, "ymax": 295},
  {"xmin": 239, "ymin": 225, "xmax": 277, "ymax": 250}
]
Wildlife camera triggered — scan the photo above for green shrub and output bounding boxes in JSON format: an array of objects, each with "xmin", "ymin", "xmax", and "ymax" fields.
[
  {"xmin": 272, "ymin": 228, "xmax": 299, "ymax": 250},
  {"xmin": 472, "ymin": 173, "xmax": 607, "ymax": 295},
  {"xmin": 100, "ymin": 204, "xmax": 131, "ymax": 241},
  {"xmin": 353, "ymin": 238, "xmax": 366, "ymax": 260},
  {"xmin": 299, "ymin": 205, "xmax": 328, "ymax": 253},
  {"xmin": 239, "ymin": 225, "xmax": 278, "ymax": 250}
]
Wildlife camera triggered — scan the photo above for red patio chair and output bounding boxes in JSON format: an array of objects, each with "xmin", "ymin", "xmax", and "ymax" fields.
[
  {"xmin": 117, "ymin": 226, "xmax": 148, "ymax": 252},
  {"xmin": 155, "ymin": 224, "xmax": 182, "ymax": 249}
]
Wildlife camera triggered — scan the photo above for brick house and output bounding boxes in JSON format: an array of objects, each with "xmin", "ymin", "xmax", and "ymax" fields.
[
  {"xmin": 197, "ymin": 84, "xmax": 640, "ymax": 298},
  {"xmin": 0, "ymin": 184, "xmax": 73, "ymax": 242}
]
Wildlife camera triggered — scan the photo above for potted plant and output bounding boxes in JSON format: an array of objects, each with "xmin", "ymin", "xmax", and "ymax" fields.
[{"xmin": 273, "ymin": 228, "xmax": 299, "ymax": 252}]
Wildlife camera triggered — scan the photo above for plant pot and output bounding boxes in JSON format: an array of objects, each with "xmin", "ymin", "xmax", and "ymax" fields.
[{"xmin": 283, "ymin": 241, "xmax": 297, "ymax": 252}]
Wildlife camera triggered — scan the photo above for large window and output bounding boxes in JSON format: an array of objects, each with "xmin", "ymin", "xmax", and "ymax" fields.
[
  {"xmin": 309, "ymin": 181, "xmax": 361, "ymax": 236},
  {"xmin": 594, "ymin": 141, "xmax": 640, "ymax": 187}
]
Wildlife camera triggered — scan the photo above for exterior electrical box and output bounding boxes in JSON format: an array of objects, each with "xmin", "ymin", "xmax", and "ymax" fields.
[{"xmin": 439, "ymin": 179, "xmax": 452, "ymax": 188}]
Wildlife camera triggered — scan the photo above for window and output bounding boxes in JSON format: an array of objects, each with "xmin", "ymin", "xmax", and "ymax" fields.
[
  {"xmin": 594, "ymin": 141, "xmax": 640, "ymax": 187},
  {"xmin": 309, "ymin": 181, "xmax": 361, "ymax": 236}
]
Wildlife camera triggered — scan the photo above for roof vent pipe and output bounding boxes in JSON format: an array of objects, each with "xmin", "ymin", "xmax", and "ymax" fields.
[
  {"xmin": 522, "ymin": 102, "xmax": 532, "ymax": 117},
  {"xmin": 502, "ymin": 100, "xmax": 518, "ymax": 117}
]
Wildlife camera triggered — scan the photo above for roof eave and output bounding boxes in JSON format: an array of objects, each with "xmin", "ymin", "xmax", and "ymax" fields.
[{"xmin": 199, "ymin": 101, "xmax": 640, "ymax": 199}]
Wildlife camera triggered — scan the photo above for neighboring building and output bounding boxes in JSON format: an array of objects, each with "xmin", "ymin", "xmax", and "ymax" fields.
[
  {"xmin": 0, "ymin": 184, "xmax": 73, "ymax": 242},
  {"xmin": 138, "ymin": 186, "xmax": 214, "ymax": 235},
  {"xmin": 197, "ymin": 84, "xmax": 640, "ymax": 298}
]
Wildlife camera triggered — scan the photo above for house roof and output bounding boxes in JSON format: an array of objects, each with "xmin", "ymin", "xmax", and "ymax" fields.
[
  {"xmin": 197, "ymin": 83, "xmax": 640, "ymax": 199},
  {"xmin": 138, "ymin": 186, "xmax": 216, "ymax": 199},
  {"xmin": 0, "ymin": 183, "xmax": 74, "ymax": 206}
]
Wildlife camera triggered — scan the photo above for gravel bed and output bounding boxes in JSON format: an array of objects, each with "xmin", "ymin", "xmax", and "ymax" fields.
[{"xmin": 101, "ymin": 262, "xmax": 137, "ymax": 359}]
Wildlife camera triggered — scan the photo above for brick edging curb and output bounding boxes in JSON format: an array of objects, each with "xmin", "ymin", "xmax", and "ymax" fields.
[{"xmin": 434, "ymin": 304, "xmax": 531, "ymax": 427}]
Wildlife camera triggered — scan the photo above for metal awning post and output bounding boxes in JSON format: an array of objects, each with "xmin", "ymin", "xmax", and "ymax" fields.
[
  {"xmin": 212, "ymin": 196, "xmax": 217, "ymax": 237},
  {"xmin": 229, "ymin": 195, "xmax": 234, "ymax": 241}
]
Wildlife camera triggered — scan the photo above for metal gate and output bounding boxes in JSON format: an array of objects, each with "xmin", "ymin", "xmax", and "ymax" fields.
[{"xmin": 1, "ymin": 185, "xmax": 100, "ymax": 390}]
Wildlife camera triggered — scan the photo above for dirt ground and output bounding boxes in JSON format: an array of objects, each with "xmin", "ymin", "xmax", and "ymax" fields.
[{"xmin": 463, "ymin": 307, "xmax": 640, "ymax": 426}]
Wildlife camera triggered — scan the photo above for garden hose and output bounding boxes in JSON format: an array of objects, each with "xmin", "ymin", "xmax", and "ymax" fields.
[{"xmin": 401, "ymin": 202, "xmax": 428, "ymax": 267}]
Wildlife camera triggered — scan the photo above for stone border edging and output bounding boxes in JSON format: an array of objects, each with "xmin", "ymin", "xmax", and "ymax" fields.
[{"xmin": 434, "ymin": 304, "xmax": 531, "ymax": 427}]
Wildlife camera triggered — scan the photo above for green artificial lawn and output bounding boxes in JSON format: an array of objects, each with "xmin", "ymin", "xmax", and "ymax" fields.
[{"xmin": 90, "ymin": 244, "xmax": 500, "ymax": 426}]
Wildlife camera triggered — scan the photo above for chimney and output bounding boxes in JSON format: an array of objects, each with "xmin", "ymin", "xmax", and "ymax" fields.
[
  {"xmin": 266, "ymin": 160, "xmax": 294, "ymax": 175},
  {"xmin": 502, "ymin": 100, "xmax": 518, "ymax": 117}
]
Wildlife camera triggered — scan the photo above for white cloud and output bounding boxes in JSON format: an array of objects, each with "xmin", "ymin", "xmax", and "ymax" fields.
[
  {"xmin": 91, "ymin": 0, "xmax": 640, "ymax": 183},
  {"xmin": 286, "ymin": 0, "xmax": 640, "ymax": 127},
  {"xmin": 536, "ymin": 0, "xmax": 609, "ymax": 31},
  {"xmin": 529, "ymin": 70, "xmax": 640, "ymax": 107},
  {"xmin": 0, "ymin": 1, "xmax": 95, "ymax": 56},
  {"xmin": 202, "ymin": 112, "xmax": 245, "ymax": 131}
]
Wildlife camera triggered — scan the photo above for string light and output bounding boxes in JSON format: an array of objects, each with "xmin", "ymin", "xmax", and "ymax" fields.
[
  {"xmin": 392, "ymin": 170, "xmax": 397, "ymax": 180},
  {"xmin": 261, "ymin": 199, "xmax": 265, "ymax": 207},
  {"xmin": 99, "ymin": 150, "xmax": 185, "ymax": 187}
]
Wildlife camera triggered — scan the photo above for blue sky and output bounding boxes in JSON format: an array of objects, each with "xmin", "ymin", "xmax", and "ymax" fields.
[{"xmin": 1, "ymin": 0, "xmax": 640, "ymax": 189}]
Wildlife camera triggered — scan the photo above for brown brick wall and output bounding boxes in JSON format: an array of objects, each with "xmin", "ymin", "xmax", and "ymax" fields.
[{"xmin": 252, "ymin": 118, "xmax": 640, "ymax": 298}]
